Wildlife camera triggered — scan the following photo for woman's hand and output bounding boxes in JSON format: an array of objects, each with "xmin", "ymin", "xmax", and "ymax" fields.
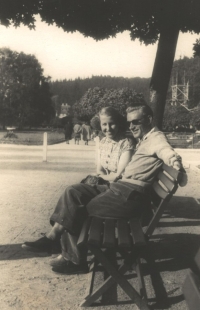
[{"xmin": 98, "ymin": 173, "xmax": 120, "ymax": 182}]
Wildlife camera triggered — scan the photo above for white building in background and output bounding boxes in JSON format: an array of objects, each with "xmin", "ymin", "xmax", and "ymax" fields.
[{"xmin": 59, "ymin": 103, "xmax": 72, "ymax": 119}]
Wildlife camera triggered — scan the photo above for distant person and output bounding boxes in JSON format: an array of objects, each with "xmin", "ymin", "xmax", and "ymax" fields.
[
  {"xmin": 64, "ymin": 121, "xmax": 73, "ymax": 144},
  {"xmin": 82, "ymin": 121, "xmax": 92, "ymax": 145},
  {"xmin": 73, "ymin": 123, "xmax": 82, "ymax": 145}
]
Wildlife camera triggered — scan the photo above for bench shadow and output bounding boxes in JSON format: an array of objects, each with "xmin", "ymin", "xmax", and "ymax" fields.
[
  {"xmin": 140, "ymin": 232, "xmax": 200, "ymax": 309},
  {"xmin": 163, "ymin": 196, "xmax": 200, "ymax": 220}
]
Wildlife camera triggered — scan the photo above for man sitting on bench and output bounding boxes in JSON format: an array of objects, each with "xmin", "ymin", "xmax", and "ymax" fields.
[{"xmin": 22, "ymin": 104, "xmax": 185, "ymax": 275}]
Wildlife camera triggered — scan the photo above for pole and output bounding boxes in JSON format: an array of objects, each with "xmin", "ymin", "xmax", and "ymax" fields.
[
  {"xmin": 43, "ymin": 132, "xmax": 47, "ymax": 162},
  {"xmin": 95, "ymin": 136, "xmax": 100, "ymax": 167}
]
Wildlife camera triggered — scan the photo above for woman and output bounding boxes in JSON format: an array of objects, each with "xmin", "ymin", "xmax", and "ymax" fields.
[
  {"xmin": 97, "ymin": 107, "xmax": 134, "ymax": 181},
  {"xmin": 22, "ymin": 107, "xmax": 135, "ymax": 273}
]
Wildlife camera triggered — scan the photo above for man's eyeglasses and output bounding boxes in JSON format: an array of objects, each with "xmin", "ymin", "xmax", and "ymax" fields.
[{"xmin": 127, "ymin": 118, "xmax": 144, "ymax": 126}]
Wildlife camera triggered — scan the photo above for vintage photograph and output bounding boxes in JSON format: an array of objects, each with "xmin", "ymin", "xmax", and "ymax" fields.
[{"xmin": 0, "ymin": 2, "xmax": 200, "ymax": 309}]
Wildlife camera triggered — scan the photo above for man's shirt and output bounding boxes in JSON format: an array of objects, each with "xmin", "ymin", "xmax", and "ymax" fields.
[{"xmin": 121, "ymin": 127, "xmax": 182, "ymax": 187}]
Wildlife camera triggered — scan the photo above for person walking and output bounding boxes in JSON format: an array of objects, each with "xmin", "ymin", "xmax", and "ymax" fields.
[
  {"xmin": 82, "ymin": 121, "xmax": 92, "ymax": 145},
  {"xmin": 64, "ymin": 121, "xmax": 73, "ymax": 144},
  {"xmin": 73, "ymin": 123, "xmax": 82, "ymax": 145}
]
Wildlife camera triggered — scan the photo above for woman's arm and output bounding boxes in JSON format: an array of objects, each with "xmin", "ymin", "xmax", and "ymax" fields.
[
  {"xmin": 116, "ymin": 150, "xmax": 133, "ymax": 176},
  {"xmin": 96, "ymin": 150, "xmax": 107, "ymax": 175},
  {"xmin": 98, "ymin": 150, "xmax": 133, "ymax": 181}
]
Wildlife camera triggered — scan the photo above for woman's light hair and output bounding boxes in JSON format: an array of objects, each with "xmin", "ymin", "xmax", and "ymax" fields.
[
  {"xmin": 126, "ymin": 105, "xmax": 153, "ymax": 118},
  {"xmin": 99, "ymin": 107, "xmax": 127, "ymax": 132}
]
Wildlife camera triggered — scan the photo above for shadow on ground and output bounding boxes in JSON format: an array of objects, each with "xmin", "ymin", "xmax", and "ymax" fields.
[
  {"xmin": 0, "ymin": 243, "xmax": 51, "ymax": 260},
  {"xmin": 1, "ymin": 195, "xmax": 199, "ymax": 309}
]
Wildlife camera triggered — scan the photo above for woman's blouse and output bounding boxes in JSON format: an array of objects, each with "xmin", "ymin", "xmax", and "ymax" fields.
[{"xmin": 99, "ymin": 136, "xmax": 135, "ymax": 174}]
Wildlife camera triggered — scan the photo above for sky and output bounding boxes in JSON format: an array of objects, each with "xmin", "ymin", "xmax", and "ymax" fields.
[{"xmin": 0, "ymin": 16, "xmax": 199, "ymax": 81}]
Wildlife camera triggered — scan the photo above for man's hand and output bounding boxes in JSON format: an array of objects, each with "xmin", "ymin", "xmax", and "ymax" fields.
[
  {"xmin": 172, "ymin": 160, "xmax": 188, "ymax": 187},
  {"xmin": 173, "ymin": 160, "xmax": 182, "ymax": 171}
]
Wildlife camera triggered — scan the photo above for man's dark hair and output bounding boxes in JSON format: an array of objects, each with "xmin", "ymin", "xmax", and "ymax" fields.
[{"xmin": 126, "ymin": 105, "xmax": 153, "ymax": 118}]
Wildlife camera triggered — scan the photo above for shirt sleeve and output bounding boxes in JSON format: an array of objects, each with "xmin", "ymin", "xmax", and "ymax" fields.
[
  {"xmin": 120, "ymin": 138, "xmax": 135, "ymax": 154},
  {"xmin": 153, "ymin": 132, "xmax": 182, "ymax": 167}
]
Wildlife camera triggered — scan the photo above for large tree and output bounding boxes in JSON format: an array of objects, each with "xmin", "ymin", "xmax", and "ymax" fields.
[
  {"xmin": 0, "ymin": 48, "xmax": 54, "ymax": 129},
  {"xmin": 73, "ymin": 87, "xmax": 146, "ymax": 119},
  {"xmin": 1, "ymin": 0, "xmax": 200, "ymax": 128}
]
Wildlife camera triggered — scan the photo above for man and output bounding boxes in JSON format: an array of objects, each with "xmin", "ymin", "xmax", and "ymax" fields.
[{"xmin": 22, "ymin": 104, "xmax": 185, "ymax": 274}]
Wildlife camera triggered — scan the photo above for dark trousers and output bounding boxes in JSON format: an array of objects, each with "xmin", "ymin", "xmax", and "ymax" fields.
[{"xmin": 50, "ymin": 182, "xmax": 149, "ymax": 264}]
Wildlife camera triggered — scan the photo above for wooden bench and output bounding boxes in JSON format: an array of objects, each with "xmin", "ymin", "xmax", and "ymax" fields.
[
  {"xmin": 183, "ymin": 248, "xmax": 200, "ymax": 309},
  {"xmin": 77, "ymin": 163, "xmax": 181, "ymax": 309}
]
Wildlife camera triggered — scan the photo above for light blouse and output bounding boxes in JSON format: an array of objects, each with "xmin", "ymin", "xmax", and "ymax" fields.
[{"xmin": 99, "ymin": 136, "xmax": 135, "ymax": 174}]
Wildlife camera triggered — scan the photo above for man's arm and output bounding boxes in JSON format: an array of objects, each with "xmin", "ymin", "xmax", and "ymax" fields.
[{"xmin": 153, "ymin": 132, "xmax": 187, "ymax": 186}]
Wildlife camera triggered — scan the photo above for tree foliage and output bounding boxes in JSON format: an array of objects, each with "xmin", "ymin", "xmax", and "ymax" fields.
[
  {"xmin": 168, "ymin": 56, "xmax": 200, "ymax": 108},
  {"xmin": 49, "ymin": 76, "xmax": 150, "ymax": 109},
  {"xmin": 72, "ymin": 87, "xmax": 146, "ymax": 119},
  {"xmin": 163, "ymin": 105, "xmax": 190, "ymax": 131},
  {"xmin": 0, "ymin": 48, "xmax": 54, "ymax": 128},
  {"xmin": 1, "ymin": 1, "xmax": 200, "ymax": 43},
  {"xmin": 163, "ymin": 103, "xmax": 200, "ymax": 131},
  {"xmin": 2, "ymin": 1, "xmax": 200, "ymax": 128}
]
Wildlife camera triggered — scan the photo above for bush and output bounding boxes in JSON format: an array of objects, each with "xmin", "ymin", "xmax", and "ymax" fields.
[
  {"xmin": 49, "ymin": 117, "xmax": 63, "ymax": 128},
  {"xmin": 4, "ymin": 131, "xmax": 18, "ymax": 139}
]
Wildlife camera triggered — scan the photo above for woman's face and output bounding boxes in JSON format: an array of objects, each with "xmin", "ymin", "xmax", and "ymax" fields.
[{"xmin": 100, "ymin": 114, "xmax": 119, "ymax": 139}]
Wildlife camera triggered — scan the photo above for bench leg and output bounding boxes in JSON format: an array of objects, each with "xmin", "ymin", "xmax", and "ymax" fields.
[
  {"xmin": 81, "ymin": 245, "xmax": 150, "ymax": 310},
  {"xmin": 81, "ymin": 261, "xmax": 130, "ymax": 307},
  {"xmin": 135, "ymin": 257, "xmax": 148, "ymax": 302}
]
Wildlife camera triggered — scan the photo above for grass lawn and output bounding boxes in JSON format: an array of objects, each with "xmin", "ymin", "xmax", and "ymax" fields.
[{"xmin": 0, "ymin": 130, "xmax": 65, "ymax": 145}]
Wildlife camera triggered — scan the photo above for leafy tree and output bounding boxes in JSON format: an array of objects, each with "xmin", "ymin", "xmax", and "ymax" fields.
[
  {"xmin": 190, "ymin": 107, "xmax": 200, "ymax": 129},
  {"xmin": 0, "ymin": 48, "xmax": 54, "ymax": 129},
  {"xmin": 49, "ymin": 76, "xmax": 150, "ymax": 109},
  {"xmin": 2, "ymin": 0, "xmax": 200, "ymax": 128},
  {"xmin": 72, "ymin": 87, "xmax": 146, "ymax": 120},
  {"xmin": 163, "ymin": 104, "xmax": 191, "ymax": 131}
]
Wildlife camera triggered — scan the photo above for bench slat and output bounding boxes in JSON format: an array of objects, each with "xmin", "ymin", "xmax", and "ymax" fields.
[
  {"xmin": 88, "ymin": 217, "xmax": 104, "ymax": 246},
  {"xmin": 162, "ymin": 163, "xmax": 180, "ymax": 181},
  {"xmin": 103, "ymin": 219, "xmax": 115, "ymax": 247},
  {"xmin": 157, "ymin": 171, "xmax": 175, "ymax": 192},
  {"xmin": 152, "ymin": 181, "xmax": 170, "ymax": 200},
  {"xmin": 129, "ymin": 218, "xmax": 146, "ymax": 246},
  {"xmin": 117, "ymin": 219, "xmax": 132, "ymax": 248}
]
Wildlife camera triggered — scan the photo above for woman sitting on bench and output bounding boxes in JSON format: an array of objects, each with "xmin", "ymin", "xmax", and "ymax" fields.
[{"xmin": 22, "ymin": 106, "xmax": 135, "ymax": 273}]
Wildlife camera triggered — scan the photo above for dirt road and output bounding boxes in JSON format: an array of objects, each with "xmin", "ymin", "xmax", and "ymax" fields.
[{"xmin": 0, "ymin": 143, "xmax": 200, "ymax": 310}]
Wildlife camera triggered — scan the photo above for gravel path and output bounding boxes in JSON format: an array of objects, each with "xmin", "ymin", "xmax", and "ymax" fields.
[{"xmin": 0, "ymin": 142, "xmax": 200, "ymax": 310}]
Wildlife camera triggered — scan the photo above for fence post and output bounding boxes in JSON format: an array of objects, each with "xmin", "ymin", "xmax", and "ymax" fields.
[
  {"xmin": 192, "ymin": 134, "xmax": 194, "ymax": 149},
  {"xmin": 94, "ymin": 136, "xmax": 100, "ymax": 167},
  {"xmin": 43, "ymin": 132, "xmax": 47, "ymax": 162}
]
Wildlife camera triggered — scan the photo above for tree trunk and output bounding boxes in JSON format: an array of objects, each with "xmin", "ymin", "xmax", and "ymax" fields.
[{"xmin": 150, "ymin": 26, "xmax": 179, "ymax": 129}]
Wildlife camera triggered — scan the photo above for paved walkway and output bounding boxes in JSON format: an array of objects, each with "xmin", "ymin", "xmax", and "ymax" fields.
[{"xmin": 0, "ymin": 142, "xmax": 200, "ymax": 310}]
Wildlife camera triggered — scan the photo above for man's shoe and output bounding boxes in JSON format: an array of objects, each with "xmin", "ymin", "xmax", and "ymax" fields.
[
  {"xmin": 22, "ymin": 236, "xmax": 60, "ymax": 254},
  {"xmin": 50, "ymin": 254, "xmax": 68, "ymax": 267},
  {"xmin": 52, "ymin": 261, "xmax": 89, "ymax": 275}
]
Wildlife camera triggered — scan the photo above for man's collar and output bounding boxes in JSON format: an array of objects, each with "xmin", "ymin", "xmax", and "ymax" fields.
[
  {"xmin": 136, "ymin": 127, "xmax": 156, "ymax": 149},
  {"xmin": 141, "ymin": 127, "xmax": 156, "ymax": 141}
]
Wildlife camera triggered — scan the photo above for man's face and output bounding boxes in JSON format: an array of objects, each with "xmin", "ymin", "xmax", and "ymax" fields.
[{"xmin": 127, "ymin": 109, "xmax": 151, "ymax": 139}]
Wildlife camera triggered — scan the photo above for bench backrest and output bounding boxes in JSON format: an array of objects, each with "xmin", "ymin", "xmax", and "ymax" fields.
[{"xmin": 144, "ymin": 163, "xmax": 180, "ymax": 238}]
